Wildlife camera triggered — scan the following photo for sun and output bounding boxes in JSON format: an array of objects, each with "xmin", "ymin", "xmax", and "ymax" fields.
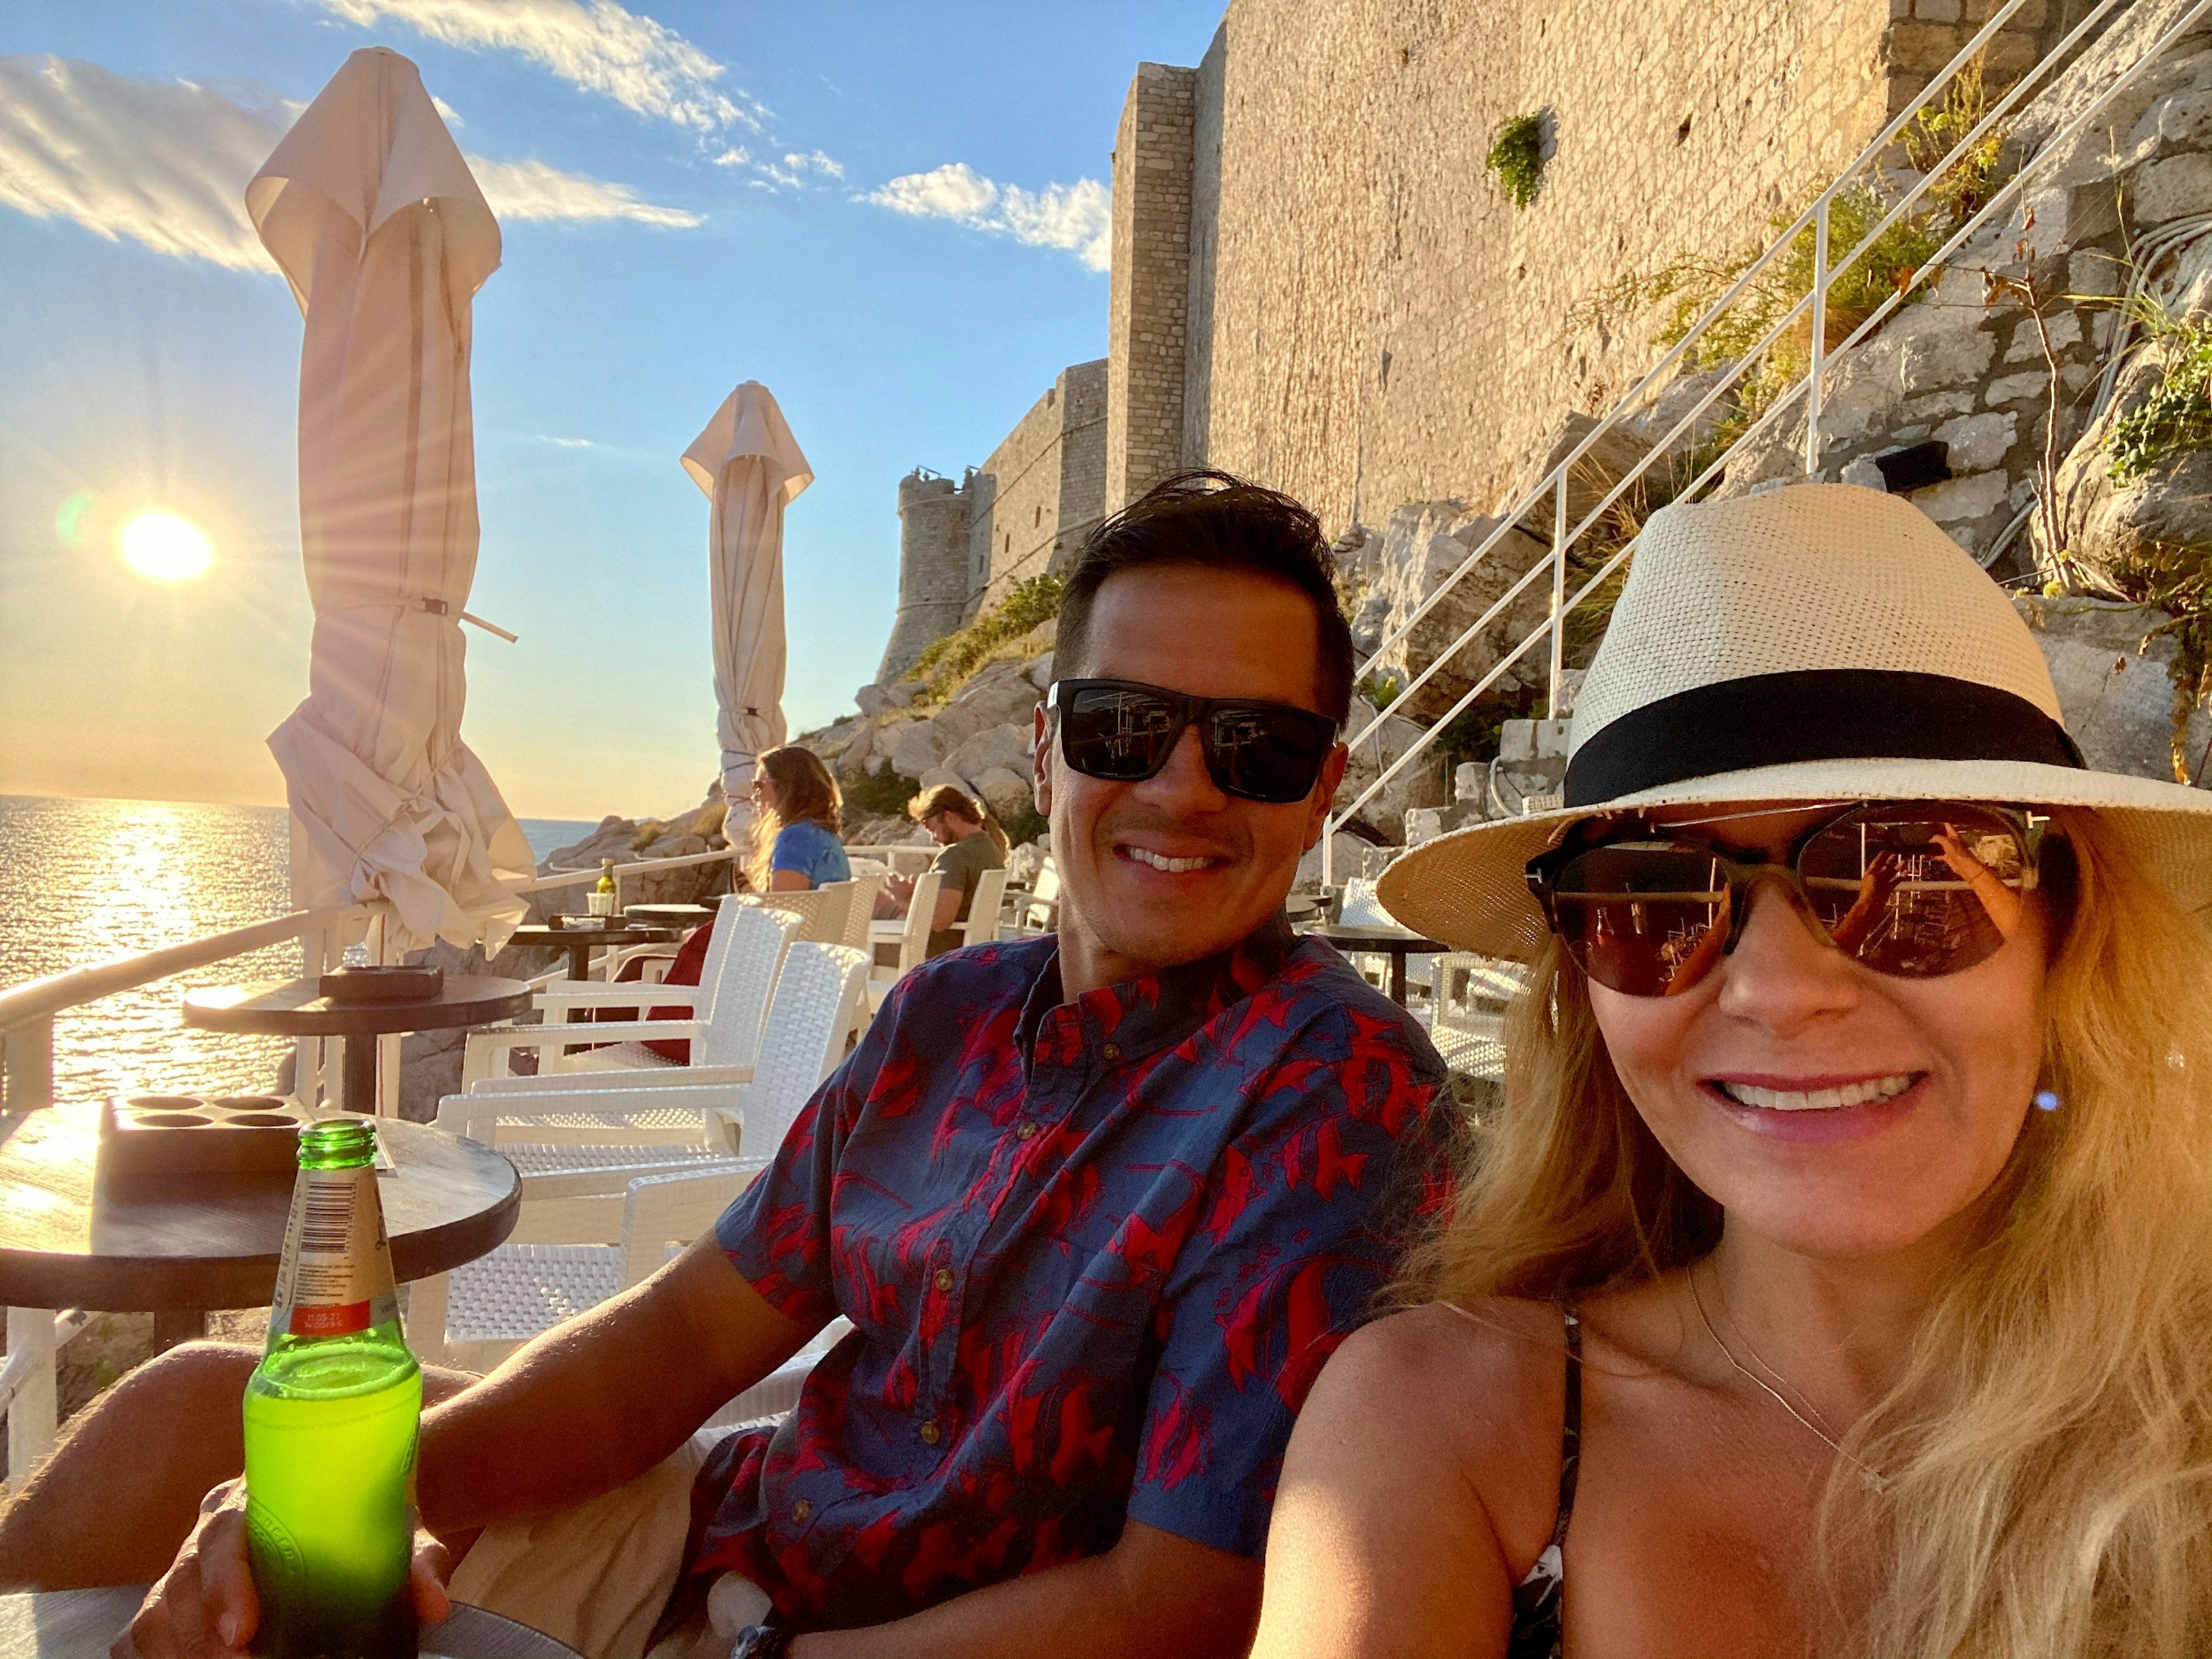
[{"xmin": 119, "ymin": 512, "xmax": 214, "ymax": 581}]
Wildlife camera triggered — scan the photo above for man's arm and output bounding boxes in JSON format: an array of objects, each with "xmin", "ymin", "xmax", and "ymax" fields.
[
  {"xmin": 122, "ymin": 1240, "xmax": 815, "ymax": 1659},
  {"xmin": 793, "ymin": 1520, "xmax": 1260, "ymax": 1659},
  {"xmin": 419, "ymin": 1234, "xmax": 813, "ymax": 1533}
]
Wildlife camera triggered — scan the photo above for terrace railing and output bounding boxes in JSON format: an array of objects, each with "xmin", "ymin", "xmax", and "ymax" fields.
[{"xmin": 1326, "ymin": 0, "xmax": 2212, "ymax": 882}]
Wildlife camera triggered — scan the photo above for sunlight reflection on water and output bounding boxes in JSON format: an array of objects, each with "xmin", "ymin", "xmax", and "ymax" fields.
[
  {"xmin": 0, "ymin": 796, "xmax": 298, "ymax": 1100},
  {"xmin": 1, "ymin": 797, "xmax": 591, "ymax": 1104}
]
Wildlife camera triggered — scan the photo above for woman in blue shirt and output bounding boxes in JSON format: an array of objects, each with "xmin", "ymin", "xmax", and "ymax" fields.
[{"xmin": 749, "ymin": 744, "xmax": 850, "ymax": 892}]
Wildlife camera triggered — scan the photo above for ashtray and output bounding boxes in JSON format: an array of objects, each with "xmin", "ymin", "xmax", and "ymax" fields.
[
  {"xmin": 98, "ymin": 1096, "xmax": 314, "ymax": 1176},
  {"xmin": 319, "ymin": 964, "xmax": 443, "ymax": 1002}
]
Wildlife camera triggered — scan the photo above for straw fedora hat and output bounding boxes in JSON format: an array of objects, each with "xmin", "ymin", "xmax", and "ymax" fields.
[{"xmin": 1377, "ymin": 482, "xmax": 2212, "ymax": 960}]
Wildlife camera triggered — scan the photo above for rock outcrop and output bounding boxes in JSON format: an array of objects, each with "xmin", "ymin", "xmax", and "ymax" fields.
[{"xmin": 797, "ymin": 650, "xmax": 1054, "ymax": 834}]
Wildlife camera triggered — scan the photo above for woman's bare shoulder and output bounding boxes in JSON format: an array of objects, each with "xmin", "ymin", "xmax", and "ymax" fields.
[{"xmin": 1283, "ymin": 1298, "xmax": 1574, "ymax": 1596}]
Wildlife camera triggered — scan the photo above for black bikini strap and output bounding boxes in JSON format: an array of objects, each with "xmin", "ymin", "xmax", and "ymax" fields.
[{"xmin": 1551, "ymin": 1306, "xmax": 1582, "ymax": 1549}]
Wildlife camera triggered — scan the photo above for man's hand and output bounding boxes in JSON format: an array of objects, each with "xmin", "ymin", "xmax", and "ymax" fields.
[{"xmin": 120, "ymin": 1480, "xmax": 450, "ymax": 1659}]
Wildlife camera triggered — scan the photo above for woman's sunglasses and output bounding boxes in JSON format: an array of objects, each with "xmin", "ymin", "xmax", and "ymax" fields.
[
  {"xmin": 1047, "ymin": 678, "xmax": 1340, "ymax": 805},
  {"xmin": 1525, "ymin": 801, "xmax": 2047, "ymax": 997}
]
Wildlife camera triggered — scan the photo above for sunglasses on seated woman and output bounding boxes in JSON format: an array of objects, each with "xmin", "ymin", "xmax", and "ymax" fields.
[
  {"xmin": 1047, "ymin": 678, "xmax": 1341, "ymax": 804},
  {"xmin": 1525, "ymin": 800, "xmax": 2054, "ymax": 997}
]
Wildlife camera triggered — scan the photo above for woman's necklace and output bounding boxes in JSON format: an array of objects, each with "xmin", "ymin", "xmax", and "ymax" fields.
[{"xmin": 1687, "ymin": 1266, "xmax": 1890, "ymax": 1494}]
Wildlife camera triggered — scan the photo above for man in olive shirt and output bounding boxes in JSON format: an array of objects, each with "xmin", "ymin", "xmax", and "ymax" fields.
[{"xmin": 888, "ymin": 785, "xmax": 1008, "ymax": 956}]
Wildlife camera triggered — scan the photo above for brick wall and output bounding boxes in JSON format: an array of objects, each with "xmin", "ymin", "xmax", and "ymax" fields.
[{"xmin": 1106, "ymin": 64, "xmax": 1199, "ymax": 512}]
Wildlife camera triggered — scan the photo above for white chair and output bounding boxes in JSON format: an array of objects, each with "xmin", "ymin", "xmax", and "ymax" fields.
[
  {"xmin": 1003, "ymin": 854, "xmax": 1059, "ymax": 939},
  {"xmin": 462, "ymin": 903, "xmax": 801, "ymax": 1088},
  {"xmin": 766, "ymin": 882, "xmax": 854, "ymax": 946},
  {"xmin": 839, "ymin": 874, "xmax": 884, "ymax": 951},
  {"xmin": 700, "ymin": 941, "xmax": 871, "ymax": 1160},
  {"xmin": 1421, "ymin": 952, "xmax": 1520, "ymax": 1082},
  {"xmin": 1335, "ymin": 876, "xmax": 1420, "ymax": 998},
  {"xmin": 436, "ymin": 1085, "xmax": 740, "ymax": 1244},
  {"xmin": 960, "ymin": 867, "xmax": 1011, "ymax": 949},
  {"xmin": 407, "ymin": 1162, "xmax": 753, "ymax": 1371},
  {"xmin": 866, "ymin": 870, "xmax": 941, "ymax": 1012}
]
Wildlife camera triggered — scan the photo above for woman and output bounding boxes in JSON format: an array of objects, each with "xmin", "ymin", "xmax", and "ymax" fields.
[
  {"xmin": 749, "ymin": 744, "xmax": 849, "ymax": 892},
  {"xmin": 882, "ymin": 783, "xmax": 1009, "ymax": 955},
  {"xmin": 1251, "ymin": 484, "xmax": 2212, "ymax": 1657}
]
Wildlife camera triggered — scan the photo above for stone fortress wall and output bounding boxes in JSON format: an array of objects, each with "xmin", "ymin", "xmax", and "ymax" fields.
[
  {"xmin": 1143, "ymin": 0, "xmax": 2057, "ymax": 529},
  {"xmin": 876, "ymin": 0, "xmax": 2073, "ymax": 676},
  {"xmin": 875, "ymin": 359, "xmax": 1107, "ymax": 683}
]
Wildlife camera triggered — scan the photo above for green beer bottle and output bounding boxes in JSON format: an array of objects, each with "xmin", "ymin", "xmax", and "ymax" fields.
[{"xmin": 243, "ymin": 1118, "xmax": 421, "ymax": 1659}]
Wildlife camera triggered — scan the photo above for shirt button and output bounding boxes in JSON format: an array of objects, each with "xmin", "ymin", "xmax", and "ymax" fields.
[
  {"xmin": 933, "ymin": 1268, "xmax": 955, "ymax": 1293},
  {"xmin": 1017, "ymin": 1121, "xmax": 1039, "ymax": 1141},
  {"xmin": 1101, "ymin": 1041, "xmax": 1120, "ymax": 1062},
  {"xmin": 919, "ymin": 1419, "xmax": 942, "ymax": 1446},
  {"xmin": 792, "ymin": 1499, "xmax": 812, "ymax": 1523}
]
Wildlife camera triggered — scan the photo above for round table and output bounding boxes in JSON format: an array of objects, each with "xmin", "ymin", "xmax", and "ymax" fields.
[
  {"xmin": 506, "ymin": 922, "xmax": 679, "ymax": 985},
  {"xmin": 0, "ymin": 1585, "xmax": 581, "ymax": 1659},
  {"xmin": 0, "ymin": 1101, "xmax": 519, "ymax": 1339},
  {"xmin": 1300, "ymin": 922, "xmax": 1450, "ymax": 1006},
  {"xmin": 183, "ymin": 976, "xmax": 533, "ymax": 1119}
]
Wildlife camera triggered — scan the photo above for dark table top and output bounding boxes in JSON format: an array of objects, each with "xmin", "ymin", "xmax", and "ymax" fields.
[
  {"xmin": 0, "ymin": 1586, "xmax": 582, "ymax": 1659},
  {"xmin": 507, "ymin": 923, "xmax": 680, "ymax": 949},
  {"xmin": 181, "ymin": 976, "xmax": 533, "ymax": 1039},
  {"xmin": 1300, "ymin": 922, "xmax": 1451, "ymax": 954},
  {"xmin": 0, "ymin": 1102, "xmax": 520, "ymax": 1312}
]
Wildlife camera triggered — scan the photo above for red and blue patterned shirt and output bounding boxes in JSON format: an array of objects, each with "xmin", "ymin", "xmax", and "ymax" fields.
[{"xmin": 687, "ymin": 915, "xmax": 1455, "ymax": 1630}]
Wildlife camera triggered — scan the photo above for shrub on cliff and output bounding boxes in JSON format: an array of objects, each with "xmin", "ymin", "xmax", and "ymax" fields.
[{"xmin": 904, "ymin": 574, "xmax": 1063, "ymax": 704}]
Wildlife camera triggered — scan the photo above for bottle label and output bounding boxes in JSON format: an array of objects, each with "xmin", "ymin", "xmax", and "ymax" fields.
[{"xmin": 270, "ymin": 1164, "xmax": 399, "ymax": 1338}]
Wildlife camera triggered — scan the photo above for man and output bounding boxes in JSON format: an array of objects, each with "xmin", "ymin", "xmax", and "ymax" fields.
[
  {"xmin": 880, "ymin": 785, "xmax": 1007, "ymax": 956},
  {"xmin": 1, "ymin": 472, "xmax": 1453, "ymax": 1659}
]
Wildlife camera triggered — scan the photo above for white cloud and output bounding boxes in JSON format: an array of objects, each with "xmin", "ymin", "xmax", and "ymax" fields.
[
  {"xmin": 783, "ymin": 149, "xmax": 842, "ymax": 180},
  {"xmin": 0, "ymin": 55, "xmax": 289, "ymax": 270},
  {"xmin": 465, "ymin": 154, "xmax": 700, "ymax": 226},
  {"xmin": 865, "ymin": 162, "xmax": 1111, "ymax": 271},
  {"xmin": 318, "ymin": 0, "xmax": 764, "ymax": 131},
  {"xmin": 711, "ymin": 145, "xmax": 749, "ymax": 168},
  {"xmin": 752, "ymin": 161, "xmax": 802, "ymax": 191},
  {"xmin": 431, "ymin": 93, "xmax": 463, "ymax": 124},
  {"xmin": 0, "ymin": 54, "xmax": 700, "ymax": 270},
  {"xmin": 541, "ymin": 434, "xmax": 597, "ymax": 448}
]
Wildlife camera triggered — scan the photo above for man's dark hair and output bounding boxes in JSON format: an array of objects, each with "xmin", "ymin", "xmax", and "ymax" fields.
[{"xmin": 1054, "ymin": 469, "xmax": 1354, "ymax": 725}]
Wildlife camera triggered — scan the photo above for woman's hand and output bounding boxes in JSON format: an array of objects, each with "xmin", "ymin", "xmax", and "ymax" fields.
[{"xmin": 119, "ymin": 1480, "xmax": 451, "ymax": 1659}]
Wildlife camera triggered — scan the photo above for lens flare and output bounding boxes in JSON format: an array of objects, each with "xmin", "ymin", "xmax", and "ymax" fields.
[{"xmin": 119, "ymin": 512, "xmax": 213, "ymax": 581}]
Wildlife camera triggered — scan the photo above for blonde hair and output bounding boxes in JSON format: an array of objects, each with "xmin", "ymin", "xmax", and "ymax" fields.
[
  {"xmin": 1404, "ymin": 808, "xmax": 2212, "ymax": 1655},
  {"xmin": 747, "ymin": 746, "xmax": 842, "ymax": 889}
]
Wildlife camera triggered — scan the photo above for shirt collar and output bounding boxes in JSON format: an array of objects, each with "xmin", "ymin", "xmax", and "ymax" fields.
[{"xmin": 1018, "ymin": 911, "xmax": 1298, "ymax": 1073}]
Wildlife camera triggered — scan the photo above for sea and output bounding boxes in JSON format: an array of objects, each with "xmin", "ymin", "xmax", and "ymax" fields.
[{"xmin": 0, "ymin": 795, "xmax": 594, "ymax": 1103}]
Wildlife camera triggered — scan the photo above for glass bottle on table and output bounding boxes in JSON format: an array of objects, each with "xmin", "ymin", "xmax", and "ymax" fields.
[
  {"xmin": 242, "ymin": 1118, "xmax": 421, "ymax": 1659},
  {"xmin": 589, "ymin": 857, "xmax": 619, "ymax": 918}
]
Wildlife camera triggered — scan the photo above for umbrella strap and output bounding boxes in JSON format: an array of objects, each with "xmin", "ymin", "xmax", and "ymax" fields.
[{"xmin": 327, "ymin": 596, "xmax": 517, "ymax": 642}]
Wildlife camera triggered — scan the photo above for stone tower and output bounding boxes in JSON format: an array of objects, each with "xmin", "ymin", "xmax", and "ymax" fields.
[{"xmin": 877, "ymin": 469, "xmax": 974, "ymax": 683}]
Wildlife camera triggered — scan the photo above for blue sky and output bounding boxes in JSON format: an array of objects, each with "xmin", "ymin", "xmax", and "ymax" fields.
[{"xmin": 0, "ymin": 1, "xmax": 1219, "ymax": 819}]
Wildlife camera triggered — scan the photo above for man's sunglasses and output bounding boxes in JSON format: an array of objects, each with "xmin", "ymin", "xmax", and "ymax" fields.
[
  {"xmin": 1046, "ymin": 678, "xmax": 1340, "ymax": 805},
  {"xmin": 1525, "ymin": 801, "xmax": 2048, "ymax": 997}
]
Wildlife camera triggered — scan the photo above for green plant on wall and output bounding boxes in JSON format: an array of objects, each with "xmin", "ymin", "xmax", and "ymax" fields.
[
  {"xmin": 1573, "ymin": 183, "xmax": 1941, "ymax": 427},
  {"xmin": 1486, "ymin": 113, "xmax": 1548, "ymax": 210},
  {"xmin": 1902, "ymin": 53, "xmax": 2009, "ymax": 226}
]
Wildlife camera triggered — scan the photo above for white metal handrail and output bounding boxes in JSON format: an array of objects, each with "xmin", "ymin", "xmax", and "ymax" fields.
[{"xmin": 1325, "ymin": 0, "xmax": 2208, "ymax": 880}]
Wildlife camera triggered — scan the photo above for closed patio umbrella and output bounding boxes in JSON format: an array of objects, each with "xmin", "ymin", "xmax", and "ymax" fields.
[
  {"xmin": 681, "ymin": 382, "xmax": 813, "ymax": 836},
  {"xmin": 249, "ymin": 47, "xmax": 531, "ymax": 952}
]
